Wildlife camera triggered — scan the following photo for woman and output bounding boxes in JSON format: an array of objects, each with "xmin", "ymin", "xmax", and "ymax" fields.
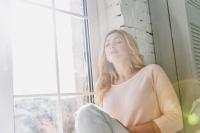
[{"xmin": 75, "ymin": 29, "xmax": 183, "ymax": 133}]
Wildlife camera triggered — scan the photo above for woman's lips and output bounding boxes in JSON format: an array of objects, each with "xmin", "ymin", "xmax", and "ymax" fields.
[{"xmin": 110, "ymin": 50, "xmax": 118, "ymax": 54}]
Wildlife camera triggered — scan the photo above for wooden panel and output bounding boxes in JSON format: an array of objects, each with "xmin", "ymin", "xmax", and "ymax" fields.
[
  {"xmin": 149, "ymin": 0, "xmax": 200, "ymax": 132},
  {"xmin": 148, "ymin": 0, "xmax": 180, "ymax": 97},
  {"xmin": 168, "ymin": 0, "xmax": 200, "ymax": 132}
]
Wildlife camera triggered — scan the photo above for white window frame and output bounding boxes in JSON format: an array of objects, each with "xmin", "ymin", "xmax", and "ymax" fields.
[
  {"xmin": 0, "ymin": 0, "xmax": 101, "ymax": 133},
  {"xmin": 0, "ymin": 0, "xmax": 14, "ymax": 133}
]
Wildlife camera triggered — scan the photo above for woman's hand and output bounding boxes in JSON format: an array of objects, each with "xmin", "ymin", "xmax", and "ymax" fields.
[
  {"xmin": 114, "ymin": 118, "xmax": 161, "ymax": 133},
  {"xmin": 127, "ymin": 121, "xmax": 161, "ymax": 133}
]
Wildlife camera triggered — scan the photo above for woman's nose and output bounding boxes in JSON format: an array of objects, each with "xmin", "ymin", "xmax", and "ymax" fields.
[{"xmin": 110, "ymin": 42, "xmax": 115, "ymax": 48}]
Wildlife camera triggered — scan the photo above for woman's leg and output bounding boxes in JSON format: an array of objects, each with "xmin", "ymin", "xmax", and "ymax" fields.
[{"xmin": 75, "ymin": 103, "xmax": 129, "ymax": 133}]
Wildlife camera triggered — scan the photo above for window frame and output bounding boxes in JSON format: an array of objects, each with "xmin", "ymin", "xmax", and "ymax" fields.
[
  {"xmin": 0, "ymin": 0, "xmax": 15, "ymax": 133},
  {"xmin": 10, "ymin": 0, "xmax": 97, "ymax": 133}
]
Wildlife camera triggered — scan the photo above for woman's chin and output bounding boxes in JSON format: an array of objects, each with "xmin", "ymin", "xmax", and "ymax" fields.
[{"xmin": 110, "ymin": 58, "xmax": 122, "ymax": 64}]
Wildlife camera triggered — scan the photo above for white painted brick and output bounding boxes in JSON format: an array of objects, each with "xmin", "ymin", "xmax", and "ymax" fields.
[
  {"xmin": 105, "ymin": 0, "xmax": 121, "ymax": 8},
  {"xmin": 108, "ymin": 16, "xmax": 124, "ymax": 30},
  {"xmin": 107, "ymin": 3, "xmax": 121, "ymax": 17},
  {"xmin": 103, "ymin": 0, "xmax": 155, "ymax": 64},
  {"xmin": 121, "ymin": 0, "xmax": 151, "ymax": 32}
]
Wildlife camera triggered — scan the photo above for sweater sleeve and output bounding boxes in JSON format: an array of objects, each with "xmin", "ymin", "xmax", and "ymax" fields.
[{"xmin": 152, "ymin": 64, "xmax": 183, "ymax": 133}]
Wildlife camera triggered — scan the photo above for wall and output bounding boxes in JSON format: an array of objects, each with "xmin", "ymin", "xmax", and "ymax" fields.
[{"xmin": 98, "ymin": 0, "xmax": 155, "ymax": 65}]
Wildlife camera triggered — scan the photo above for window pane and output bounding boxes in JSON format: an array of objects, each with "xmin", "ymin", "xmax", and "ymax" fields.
[
  {"xmin": 56, "ymin": 12, "xmax": 88, "ymax": 93},
  {"xmin": 14, "ymin": 97, "xmax": 58, "ymax": 133},
  {"xmin": 61, "ymin": 96, "xmax": 89, "ymax": 133},
  {"xmin": 20, "ymin": 0, "xmax": 52, "ymax": 7},
  {"xmin": 12, "ymin": 1, "xmax": 58, "ymax": 95},
  {"xmin": 55, "ymin": 0, "xmax": 83, "ymax": 15}
]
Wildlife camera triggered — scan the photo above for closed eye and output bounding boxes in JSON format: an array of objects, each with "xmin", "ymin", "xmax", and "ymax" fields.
[{"xmin": 114, "ymin": 41, "xmax": 121, "ymax": 44}]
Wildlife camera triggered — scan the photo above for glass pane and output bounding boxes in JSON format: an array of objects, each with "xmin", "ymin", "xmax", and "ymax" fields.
[
  {"xmin": 20, "ymin": 0, "xmax": 52, "ymax": 7},
  {"xmin": 61, "ymin": 96, "xmax": 89, "ymax": 133},
  {"xmin": 14, "ymin": 97, "xmax": 58, "ymax": 133},
  {"xmin": 12, "ymin": 1, "xmax": 58, "ymax": 95},
  {"xmin": 56, "ymin": 11, "xmax": 88, "ymax": 93},
  {"xmin": 55, "ymin": 0, "xmax": 83, "ymax": 15}
]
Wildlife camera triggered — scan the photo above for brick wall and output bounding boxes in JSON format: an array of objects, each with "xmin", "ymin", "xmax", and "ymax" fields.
[{"xmin": 101, "ymin": 0, "xmax": 156, "ymax": 64}]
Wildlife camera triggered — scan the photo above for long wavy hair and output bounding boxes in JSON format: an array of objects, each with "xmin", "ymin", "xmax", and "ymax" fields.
[{"xmin": 95, "ymin": 29, "xmax": 145, "ymax": 107}]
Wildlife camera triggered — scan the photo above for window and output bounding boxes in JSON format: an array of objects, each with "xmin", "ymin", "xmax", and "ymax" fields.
[{"xmin": 11, "ymin": 0, "xmax": 94, "ymax": 133}]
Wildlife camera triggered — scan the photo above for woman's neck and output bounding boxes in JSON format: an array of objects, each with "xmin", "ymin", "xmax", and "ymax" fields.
[{"xmin": 113, "ymin": 61, "xmax": 138, "ymax": 84}]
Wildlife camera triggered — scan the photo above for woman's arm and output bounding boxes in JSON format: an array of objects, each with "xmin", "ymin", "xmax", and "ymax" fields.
[
  {"xmin": 127, "ymin": 121, "xmax": 160, "ymax": 133},
  {"xmin": 128, "ymin": 64, "xmax": 183, "ymax": 133},
  {"xmin": 149, "ymin": 64, "xmax": 183, "ymax": 133}
]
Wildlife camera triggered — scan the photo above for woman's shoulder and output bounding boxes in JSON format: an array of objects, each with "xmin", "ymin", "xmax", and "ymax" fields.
[
  {"xmin": 142, "ymin": 64, "xmax": 165, "ymax": 78},
  {"xmin": 143, "ymin": 64, "xmax": 163, "ymax": 72},
  {"xmin": 139, "ymin": 64, "xmax": 165, "ymax": 86}
]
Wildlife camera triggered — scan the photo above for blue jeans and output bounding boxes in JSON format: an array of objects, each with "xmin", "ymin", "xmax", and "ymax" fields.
[{"xmin": 75, "ymin": 103, "xmax": 130, "ymax": 133}]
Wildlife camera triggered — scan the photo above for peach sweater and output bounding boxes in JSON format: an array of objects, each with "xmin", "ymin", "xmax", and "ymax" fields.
[{"xmin": 102, "ymin": 64, "xmax": 183, "ymax": 133}]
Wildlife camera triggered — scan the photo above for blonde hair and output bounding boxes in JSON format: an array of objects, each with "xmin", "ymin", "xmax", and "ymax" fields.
[{"xmin": 95, "ymin": 29, "xmax": 145, "ymax": 107}]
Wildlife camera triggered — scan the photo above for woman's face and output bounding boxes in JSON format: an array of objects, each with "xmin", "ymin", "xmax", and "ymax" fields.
[{"xmin": 104, "ymin": 32, "xmax": 130, "ymax": 64}]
